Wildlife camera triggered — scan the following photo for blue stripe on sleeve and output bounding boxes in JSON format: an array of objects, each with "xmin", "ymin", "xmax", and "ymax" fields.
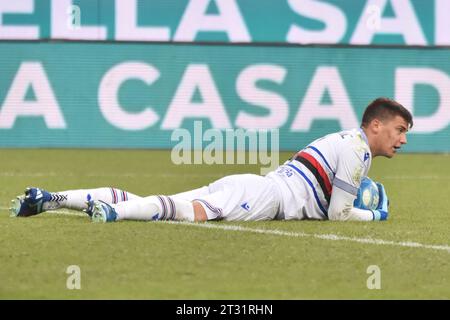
[
  {"xmin": 287, "ymin": 164, "xmax": 328, "ymax": 217},
  {"xmin": 307, "ymin": 146, "xmax": 334, "ymax": 174}
]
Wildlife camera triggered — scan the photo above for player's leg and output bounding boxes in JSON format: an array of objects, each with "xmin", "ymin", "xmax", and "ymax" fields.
[
  {"xmin": 50, "ymin": 187, "xmax": 141, "ymax": 210},
  {"xmin": 175, "ymin": 174, "xmax": 280, "ymax": 221},
  {"xmin": 201, "ymin": 174, "xmax": 281, "ymax": 221},
  {"xmin": 10, "ymin": 187, "xmax": 141, "ymax": 217},
  {"xmin": 89, "ymin": 194, "xmax": 201, "ymax": 223},
  {"xmin": 171, "ymin": 186, "xmax": 210, "ymax": 221},
  {"xmin": 89, "ymin": 185, "xmax": 212, "ymax": 222},
  {"xmin": 89, "ymin": 175, "xmax": 280, "ymax": 223}
]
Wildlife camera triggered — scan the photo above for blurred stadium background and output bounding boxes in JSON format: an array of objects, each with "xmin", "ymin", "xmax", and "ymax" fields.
[
  {"xmin": 1, "ymin": 0, "xmax": 450, "ymax": 149},
  {"xmin": 0, "ymin": 0, "xmax": 449, "ymax": 299}
]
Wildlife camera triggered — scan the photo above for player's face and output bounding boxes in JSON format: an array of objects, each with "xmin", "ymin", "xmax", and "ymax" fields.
[{"xmin": 379, "ymin": 115, "xmax": 409, "ymax": 158}]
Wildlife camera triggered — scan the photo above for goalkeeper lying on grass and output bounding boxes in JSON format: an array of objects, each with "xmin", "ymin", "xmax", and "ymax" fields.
[{"xmin": 10, "ymin": 98, "xmax": 412, "ymax": 223}]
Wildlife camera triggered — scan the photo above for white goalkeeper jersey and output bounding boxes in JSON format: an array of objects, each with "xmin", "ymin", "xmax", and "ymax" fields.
[{"xmin": 266, "ymin": 128, "xmax": 372, "ymax": 220}]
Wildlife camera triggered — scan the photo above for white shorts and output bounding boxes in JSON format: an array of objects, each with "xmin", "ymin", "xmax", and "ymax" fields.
[{"xmin": 171, "ymin": 174, "xmax": 282, "ymax": 221}]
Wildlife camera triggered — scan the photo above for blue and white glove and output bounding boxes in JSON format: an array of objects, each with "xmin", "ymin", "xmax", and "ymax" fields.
[{"xmin": 372, "ymin": 182, "xmax": 389, "ymax": 221}]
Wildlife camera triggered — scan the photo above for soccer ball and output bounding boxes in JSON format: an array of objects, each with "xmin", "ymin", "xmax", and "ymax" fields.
[{"xmin": 353, "ymin": 177, "xmax": 380, "ymax": 210}]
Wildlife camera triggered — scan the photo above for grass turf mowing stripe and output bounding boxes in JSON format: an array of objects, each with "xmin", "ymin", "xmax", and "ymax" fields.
[
  {"xmin": 163, "ymin": 221, "xmax": 450, "ymax": 253},
  {"xmin": 3, "ymin": 208, "xmax": 449, "ymax": 253}
]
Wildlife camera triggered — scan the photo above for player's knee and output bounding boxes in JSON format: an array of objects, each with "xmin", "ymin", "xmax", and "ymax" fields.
[{"xmin": 192, "ymin": 201, "xmax": 208, "ymax": 222}]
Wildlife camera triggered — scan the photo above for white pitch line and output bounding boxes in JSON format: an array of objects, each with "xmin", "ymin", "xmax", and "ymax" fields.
[
  {"xmin": 2, "ymin": 207, "xmax": 449, "ymax": 253},
  {"xmin": 51, "ymin": 210, "xmax": 86, "ymax": 217},
  {"xmin": 163, "ymin": 221, "xmax": 450, "ymax": 254}
]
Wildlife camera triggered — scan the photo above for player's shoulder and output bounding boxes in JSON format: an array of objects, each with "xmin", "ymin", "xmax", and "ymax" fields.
[
  {"xmin": 309, "ymin": 128, "xmax": 370, "ymax": 156},
  {"xmin": 336, "ymin": 129, "xmax": 369, "ymax": 147},
  {"xmin": 336, "ymin": 129, "xmax": 371, "ymax": 160}
]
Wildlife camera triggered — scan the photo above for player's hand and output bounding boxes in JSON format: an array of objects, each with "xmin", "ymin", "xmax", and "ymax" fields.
[
  {"xmin": 376, "ymin": 182, "xmax": 389, "ymax": 211},
  {"xmin": 373, "ymin": 182, "xmax": 389, "ymax": 221}
]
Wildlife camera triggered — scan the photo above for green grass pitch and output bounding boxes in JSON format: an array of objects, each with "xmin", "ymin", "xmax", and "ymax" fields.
[{"xmin": 0, "ymin": 150, "xmax": 449, "ymax": 299}]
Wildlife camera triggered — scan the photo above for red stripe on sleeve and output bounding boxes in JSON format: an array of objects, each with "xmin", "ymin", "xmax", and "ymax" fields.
[{"xmin": 299, "ymin": 152, "xmax": 333, "ymax": 195}]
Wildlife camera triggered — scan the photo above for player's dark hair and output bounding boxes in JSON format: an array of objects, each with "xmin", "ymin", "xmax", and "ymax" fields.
[{"xmin": 361, "ymin": 97, "xmax": 413, "ymax": 128}]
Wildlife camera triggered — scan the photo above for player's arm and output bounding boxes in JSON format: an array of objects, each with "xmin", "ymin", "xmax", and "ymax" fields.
[
  {"xmin": 327, "ymin": 145, "xmax": 388, "ymax": 222},
  {"xmin": 328, "ymin": 187, "xmax": 376, "ymax": 221},
  {"xmin": 328, "ymin": 183, "xmax": 389, "ymax": 221}
]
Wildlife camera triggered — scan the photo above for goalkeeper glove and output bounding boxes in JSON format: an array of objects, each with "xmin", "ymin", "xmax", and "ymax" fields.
[{"xmin": 371, "ymin": 182, "xmax": 389, "ymax": 221}]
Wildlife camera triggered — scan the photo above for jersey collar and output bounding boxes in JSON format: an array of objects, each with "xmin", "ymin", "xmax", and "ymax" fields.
[{"xmin": 358, "ymin": 128, "xmax": 370, "ymax": 148}]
